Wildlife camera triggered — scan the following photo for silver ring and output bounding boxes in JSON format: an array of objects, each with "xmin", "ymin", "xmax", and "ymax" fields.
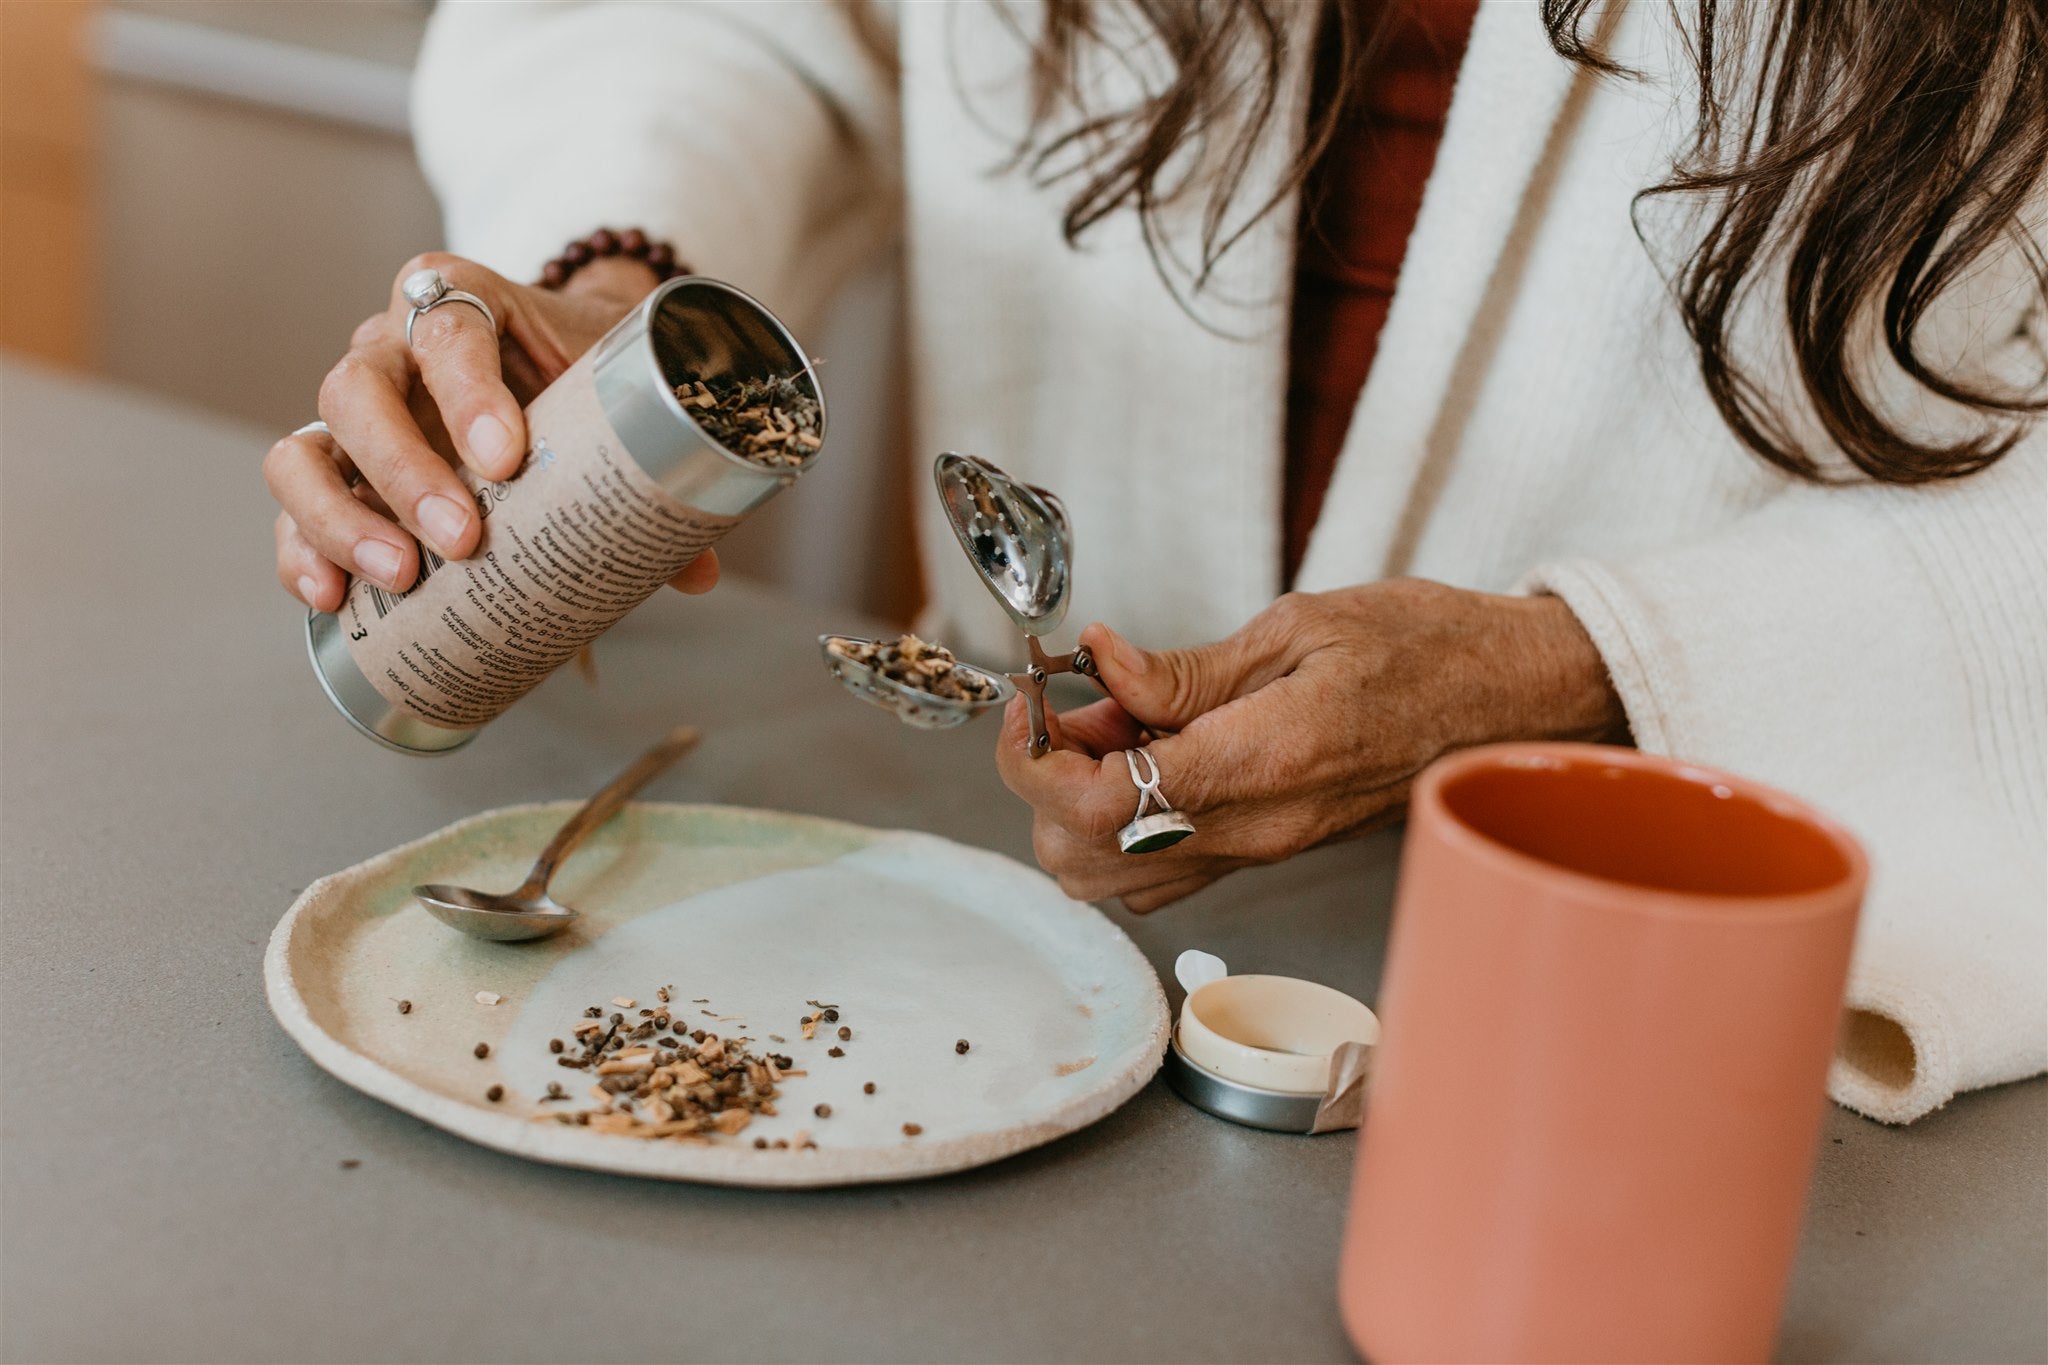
[
  {"xmin": 402, "ymin": 267, "xmax": 496, "ymax": 348},
  {"xmin": 1119, "ymin": 748, "xmax": 1197, "ymax": 855}
]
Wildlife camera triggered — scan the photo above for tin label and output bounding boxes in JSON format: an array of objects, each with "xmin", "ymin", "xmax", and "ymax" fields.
[{"xmin": 337, "ymin": 351, "xmax": 739, "ymax": 729}]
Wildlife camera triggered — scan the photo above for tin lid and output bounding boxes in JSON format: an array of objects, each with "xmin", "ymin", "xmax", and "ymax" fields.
[
  {"xmin": 591, "ymin": 276, "xmax": 826, "ymax": 517},
  {"xmin": 1162, "ymin": 1034, "xmax": 1330, "ymax": 1133}
]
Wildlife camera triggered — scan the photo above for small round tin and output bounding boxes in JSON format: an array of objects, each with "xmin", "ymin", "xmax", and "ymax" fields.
[
  {"xmin": 1162, "ymin": 1035, "xmax": 1328, "ymax": 1133},
  {"xmin": 1162, "ymin": 951, "xmax": 1378, "ymax": 1134}
]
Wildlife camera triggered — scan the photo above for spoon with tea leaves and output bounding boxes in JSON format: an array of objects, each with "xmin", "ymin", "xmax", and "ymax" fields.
[
  {"xmin": 414, "ymin": 725, "xmax": 701, "ymax": 942},
  {"xmin": 819, "ymin": 632, "xmax": 1016, "ymax": 730}
]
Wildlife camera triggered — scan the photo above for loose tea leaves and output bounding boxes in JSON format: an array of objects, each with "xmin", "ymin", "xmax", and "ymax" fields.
[
  {"xmin": 828, "ymin": 635, "xmax": 1001, "ymax": 704},
  {"xmin": 674, "ymin": 373, "xmax": 821, "ymax": 469},
  {"xmin": 508, "ymin": 994, "xmax": 938, "ymax": 1146}
]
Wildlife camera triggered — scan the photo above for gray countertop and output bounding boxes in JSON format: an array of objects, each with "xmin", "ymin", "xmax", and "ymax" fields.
[{"xmin": 2, "ymin": 360, "xmax": 2043, "ymax": 1363}]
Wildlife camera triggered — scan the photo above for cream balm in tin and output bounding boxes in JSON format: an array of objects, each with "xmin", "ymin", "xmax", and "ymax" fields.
[{"xmin": 307, "ymin": 277, "xmax": 823, "ymax": 754}]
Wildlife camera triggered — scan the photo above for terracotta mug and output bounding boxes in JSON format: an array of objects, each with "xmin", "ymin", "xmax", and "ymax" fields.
[{"xmin": 1339, "ymin": 743, "xmax": 1866, "ymax": 1364}]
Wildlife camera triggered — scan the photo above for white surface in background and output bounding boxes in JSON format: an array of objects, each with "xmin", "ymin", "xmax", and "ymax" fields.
[{"xmin": 90, "ymin": 7, "xmax": 413, "ymax": 134}]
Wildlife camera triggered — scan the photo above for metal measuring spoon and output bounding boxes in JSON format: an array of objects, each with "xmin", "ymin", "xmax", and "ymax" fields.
[
  {"xmin": 413, "ymin": 725, "xmax": 702, "ymax": 942},
  {"xmin": 933, "ymin": 452, "xmax": 1074, "ymax": 636},
  {"xmin": 819, "ymin": 634, "xmax": 1015, "ymax": 730},
  {"xmin": 934, "ymin": 453, "xmax": 1101, "ymax": 756}
]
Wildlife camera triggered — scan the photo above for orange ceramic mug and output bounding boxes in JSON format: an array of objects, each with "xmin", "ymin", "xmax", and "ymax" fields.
[{"xmin": 1339, "ymin": 743, "xmax": 1866, "ymax": 1364}]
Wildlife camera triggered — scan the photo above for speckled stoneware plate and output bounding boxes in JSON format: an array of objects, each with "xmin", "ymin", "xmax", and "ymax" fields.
[{"xmin": 265, "ymin": 803, "xmax": 1168, "ymax": 1188}]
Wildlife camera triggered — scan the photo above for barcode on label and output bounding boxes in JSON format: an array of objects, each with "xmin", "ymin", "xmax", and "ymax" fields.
[{"xmin": 363, "ymin": 546, "xmax": 446, "ymax": 621}]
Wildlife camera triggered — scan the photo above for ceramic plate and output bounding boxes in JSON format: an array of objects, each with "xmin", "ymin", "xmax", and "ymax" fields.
[{"xmin": 265, "ymin": 803, "xmax": 1168, "ymax": 1187}]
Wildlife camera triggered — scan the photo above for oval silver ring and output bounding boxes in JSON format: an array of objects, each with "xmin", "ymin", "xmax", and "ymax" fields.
[
  {"xmin": 402, "ymin": 267, "xmax": 497, "ymax": 349},
  {"xmin": 1119, "ymin": 747, "xmax": 1197, "ymax": 855}
]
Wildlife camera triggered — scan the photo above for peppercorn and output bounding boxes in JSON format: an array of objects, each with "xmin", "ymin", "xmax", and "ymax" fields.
[
  {"xmin": 474, "ymin": 1042, "xmax": 490, "ymax": 1059},
  {"xmin": 396, "ymin": 1000, "xmax": 412, "ymax": 1015},
  {"xmin": 955, "ymin": 1039, "xmax": 970, "ymax": 1054},
  {"xmin": 486, "ymin": 1085, "xmax": 504, "ymax": 1102},
  {"xmin": 814, "ymin": 1104, "xmax": 832, "ymax": 1118}
]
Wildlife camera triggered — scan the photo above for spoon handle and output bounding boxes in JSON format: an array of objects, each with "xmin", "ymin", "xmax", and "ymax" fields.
[{"xmin": 518, "ymin": 725, "xmax": 702, "ymax": 897}]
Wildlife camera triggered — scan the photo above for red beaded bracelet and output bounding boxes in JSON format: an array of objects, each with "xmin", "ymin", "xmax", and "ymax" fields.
[{"xmin": 536, "ymin": 227, "xmax": 688, "ymax": 290}]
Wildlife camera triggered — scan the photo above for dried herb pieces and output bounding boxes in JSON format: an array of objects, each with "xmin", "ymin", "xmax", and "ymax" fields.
[
  {"xmin": 533, "ymin": 991, "xmax": 812, "ymax": 1146},
  {"xmin": 674, "ymin": 373, "xmax": 821, "ymax": 469},
  {"xmin": 827, "ymin": 634, "xmax": 1000, "ymax": 703}
]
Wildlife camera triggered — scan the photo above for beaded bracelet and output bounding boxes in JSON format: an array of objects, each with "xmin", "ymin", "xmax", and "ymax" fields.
[{"xmin": 536, "ymin": 227, "xmax": 688, "ymax": 290}]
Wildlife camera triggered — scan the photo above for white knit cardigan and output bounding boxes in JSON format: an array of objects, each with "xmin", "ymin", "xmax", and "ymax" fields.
[{"xmin": 414, "ymin": 0, "xmax": 2046, "ymax": 1123}]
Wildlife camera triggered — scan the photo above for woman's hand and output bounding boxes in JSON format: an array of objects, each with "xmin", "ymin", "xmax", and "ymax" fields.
[
  {"xmin": 266, "ymin": 253, "xmax": 720, "ymax": 611},
  {"xmin": 995, "ymin": 579, "xmax": 1628, "ymax": 911}
]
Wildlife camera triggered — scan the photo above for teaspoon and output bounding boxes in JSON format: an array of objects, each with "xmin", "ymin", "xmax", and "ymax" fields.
[{"xmin": 413, "ymin": 725, "xmax": 702, "ymax": 942}]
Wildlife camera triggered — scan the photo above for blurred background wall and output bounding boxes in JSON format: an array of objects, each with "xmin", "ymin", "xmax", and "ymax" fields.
[{"xmin": 0, "ymin": 0, "xmax": 916, "ymax": 623}]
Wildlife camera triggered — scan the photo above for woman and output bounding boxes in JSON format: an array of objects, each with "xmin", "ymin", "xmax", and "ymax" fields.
[{"xmin": 264, "ymin": 0, "xmax": 2044, "ymax": 1122}]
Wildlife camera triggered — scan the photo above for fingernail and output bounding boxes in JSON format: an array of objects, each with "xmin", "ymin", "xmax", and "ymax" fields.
[
  {"xmin": 354, "ymin": 539, "xmax": 403, "ymax": 586},
  {"xmin": 1103, "ymin": 626, "xmax": 1147, "ymax": 675},
  {"xmin": 468, "ymin": 414, "xmax": 514, "ymax": 467},
  {"xmin": 296, "ymin": 575, "xmax": 321, "ymax": 606},
  {"xmin": 415, "ymin": 493, "xmax": 470, "ymax": 551}
]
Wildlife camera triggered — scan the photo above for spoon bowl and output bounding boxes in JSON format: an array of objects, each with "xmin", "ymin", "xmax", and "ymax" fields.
[
  {"xmin": 413, "ymin": 883, "xmax": 578, "ymax": 942},
  {"xmin": 412, "ymin": 726, "xmax": 701, "ymax": 942},
  {"xmin": 819, "ymin": 634, "xmax": 1014, "ymax": 730},
  {"xmin": 933, "ymin": 452, "xmax": 1074, "ymax": 636}
]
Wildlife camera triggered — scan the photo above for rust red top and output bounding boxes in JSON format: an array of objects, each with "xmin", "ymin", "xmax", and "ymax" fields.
[{"xmin": 1284, "ymin": 0, "xmax": 1481, "ymax": 584}]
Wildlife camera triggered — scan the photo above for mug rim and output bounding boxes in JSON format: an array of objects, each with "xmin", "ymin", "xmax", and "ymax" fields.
[{"xmin": 1414, "ymin": 742, "xmax": 1869, "ymax": 920}]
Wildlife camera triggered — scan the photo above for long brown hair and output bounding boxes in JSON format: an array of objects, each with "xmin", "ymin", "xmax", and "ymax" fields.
[{"xmin": 1009, "ymin": 0, "xmax": 2048, "ymax": 484}]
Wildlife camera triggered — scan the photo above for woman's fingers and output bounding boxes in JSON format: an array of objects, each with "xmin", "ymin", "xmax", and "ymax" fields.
[
  {"xmin": 263, "ymin": 426, "xmax": 417, "ymax": 592},
  {"xmin": 668, "ymin": 549, "xmax": 722, "ymax": 595},
  {"xmin": 398, "ymin": 255, "xmax": 527, "ymax": 481},
  {"xmin": 1052, "ymin": 696, "xmax": 1148, "ymax": 759},
  {"xmin": 1120, "ymin": 874, "xmax": 1219, "ymax": 914},
  {"xmin": 995, "ymin": 695, "xmax": 1135, "ymax": 842},
  {"xmin": 317, "ymin": 340, "xmax": 480, "ymax": 571},
  {"xmin": 274, "ymin": 512, "xmax": 347, "ymax": 611},
  {"xmin": 1081, "ymin": 595, "xmax": 1324, "ymax": 733}
]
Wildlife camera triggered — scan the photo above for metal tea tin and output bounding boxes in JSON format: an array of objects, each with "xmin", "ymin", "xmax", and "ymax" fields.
[
  {"xmin": 307, "ymin": 276, "xmax": 824, "ymax": 753},
  {"xmin": 1161, "ymin": 1036, "xmax": 1331, "ymax": 1133}
]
